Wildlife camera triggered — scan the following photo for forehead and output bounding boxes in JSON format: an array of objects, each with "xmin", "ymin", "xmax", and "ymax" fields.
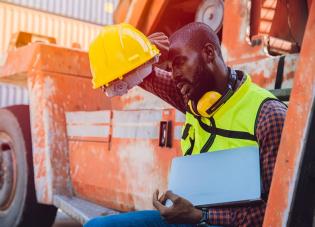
[{"xmin": 168, "ymin": 44, "xmax": 196, "ymax": 61}]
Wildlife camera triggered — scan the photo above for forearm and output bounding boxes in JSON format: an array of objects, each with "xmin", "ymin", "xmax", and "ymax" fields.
[{"xmin": 139, "ymin": 67, "xmax": 186, "ymax": 113}]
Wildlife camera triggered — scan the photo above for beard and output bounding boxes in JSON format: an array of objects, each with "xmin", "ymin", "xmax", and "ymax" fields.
[{"xmin": 188, "ymin": 62, "xmax": 216, "ymax": 103}]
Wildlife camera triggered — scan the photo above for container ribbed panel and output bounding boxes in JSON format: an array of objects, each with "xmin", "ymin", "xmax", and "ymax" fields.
[
  {"xmin": 0, "ymin": 83, "xmax": 29, "ymax": 108},
  {"xmin": 1, "ymin": 0, "xmax": 118, "ymax": 25},
  {"xmin": 0, "ymin": 2, "xmax": 103, "ymax": 53}
]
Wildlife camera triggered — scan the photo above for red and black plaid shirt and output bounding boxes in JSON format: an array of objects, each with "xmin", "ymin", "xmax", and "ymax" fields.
[{"xmin": 140, "ymin": 67, "xmax": 287, "ymax": 227}]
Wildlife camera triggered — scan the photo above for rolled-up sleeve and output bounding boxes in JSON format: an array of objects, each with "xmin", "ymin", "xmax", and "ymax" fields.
[{"xmin": 139, "ymin": 67, "xmax": 186, "ymax": 113}]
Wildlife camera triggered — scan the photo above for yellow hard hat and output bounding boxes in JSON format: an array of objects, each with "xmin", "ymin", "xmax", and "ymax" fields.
[{"xmin": 89, "ymin": 23, "xmax": 160, "ymax": 89}]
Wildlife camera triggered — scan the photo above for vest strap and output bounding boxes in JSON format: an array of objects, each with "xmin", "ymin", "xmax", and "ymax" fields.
[
  {"xmin": 181, "ymin": 123, "xmax": 192, "ymax": 140},
  {"xmin": 200, "ymin": 118, "xmax": 216, "ymax": 153},
  {"xmin": 184, "ymin": 138, "xmax": 195, "ymax": 156},
  {"xmin": 197, "ymin": 117, "xmax": 257, "ymax": 141}
]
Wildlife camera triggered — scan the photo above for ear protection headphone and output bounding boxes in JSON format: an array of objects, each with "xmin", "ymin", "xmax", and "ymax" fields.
[{"xmin": 188, "ymin": 68, "xmax": 237, "ymax": 118}]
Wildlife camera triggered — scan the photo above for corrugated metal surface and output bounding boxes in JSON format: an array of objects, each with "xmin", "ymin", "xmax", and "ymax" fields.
[
  {"xmin": 1, "ymin": 0, "xmax": 118, "ymax": 25},
  {"xmin": 0, "ymin": 83, "xmax": 29, "ymax": 108},
  {"xmin": 0, "ymin": 2, "xmax": 103, "ymax": 53}
]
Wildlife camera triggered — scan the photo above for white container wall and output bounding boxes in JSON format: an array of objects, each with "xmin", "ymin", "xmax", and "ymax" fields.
[
  {"xmin": 0, "ymin": 2, "xmax": 103, "ymax": 54},
  {"xmin": 1, "ymin": 0, "xmax": 118, "ymax": 25},
  {"xmin": 0, "ymin": 83, "xmax": 29, "ymax": 108}
]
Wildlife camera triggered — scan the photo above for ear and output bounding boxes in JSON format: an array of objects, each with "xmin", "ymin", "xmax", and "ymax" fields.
[{"xmin": 202, "ymin": 43, "xmax": 216, "ymax": 64}]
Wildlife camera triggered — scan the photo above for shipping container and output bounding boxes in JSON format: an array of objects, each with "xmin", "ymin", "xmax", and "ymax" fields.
[
  {"xmin": 1, "ymin": 0, "xmax": 118, "ymax": 25},
  {"xmin": 0, "ymin": 83, "xmax": 28, "ymax": 108},
  {"xmin": 0, "ymin": 2, "xmax": 103, "ymax": 54},
  {"xmin": 0, "ymin": 1, "xmax": 314, "ymax": 227}
]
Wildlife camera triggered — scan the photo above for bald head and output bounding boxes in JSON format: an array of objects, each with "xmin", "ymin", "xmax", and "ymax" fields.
[{"xmin": 170, "ymin": 22, "xmax": 223, "ymax": 59}]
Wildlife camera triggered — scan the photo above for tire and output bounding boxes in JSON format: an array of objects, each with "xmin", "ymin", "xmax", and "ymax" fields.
[{"xmin": 0, "ymin": 105, "xmax": 57, "ymax": 227}]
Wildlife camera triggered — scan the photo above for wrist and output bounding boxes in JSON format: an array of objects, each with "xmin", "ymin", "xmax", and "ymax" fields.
[
  {"xmin": 193, "ymin": 208, "xmax": 202, "ymax": 223},
  {"xmin": 196, "ymin": 208, "xmax": 209, "ymax": 227}
]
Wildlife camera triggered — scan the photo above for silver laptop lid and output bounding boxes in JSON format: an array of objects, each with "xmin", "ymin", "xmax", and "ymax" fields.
[{"xmin": 167, "ymin": 146, "xmax": 261, "ymax": 207}]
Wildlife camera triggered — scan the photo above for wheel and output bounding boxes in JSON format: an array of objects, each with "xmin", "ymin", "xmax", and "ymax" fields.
[
  {"xmin": 195, "ymin": 0, "xmax": 224, "ymax": 33},
  {"xmin": 0, "ymin": 105, "xmax": 57, "ymax": 227}
]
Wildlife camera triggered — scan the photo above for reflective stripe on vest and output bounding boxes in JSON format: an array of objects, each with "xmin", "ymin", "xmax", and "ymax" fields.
[{"xmin": 181, "ymin": 75, "xmax": 278, "ymax": 156}]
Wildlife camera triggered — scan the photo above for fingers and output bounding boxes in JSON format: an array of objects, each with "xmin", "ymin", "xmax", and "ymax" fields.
[
  {"xmin": 155, "ymin": 43, "xmax": 169, "ymax": 53},
  {"xmin": 148, "ymin": 32, "xmax": 167, "ymax": 39},
  {"xmin": 153, "ymin": 198, "xmax": 167, "ymax": 212},
  {"xmin": 148, "ymin": 32, "xmax": 170, "ymax": 53},
  {"xmin": 152, "ymin": 189, "xmax": 159, "ymax": 202},
  {"xmin": 164, "ymin": 191, "xmax": 180, "ymax": 203},
  {"xmin": 151, "ymin": 39, "xmax": 169, "ymax": 50},
  {"xmin": 148, "ymin": 32, "xmax": 169, "ymax": 43},
  {"xmin": 158, "ymin": 192, "xmax": 167, "ymax": 205},
  {"xmin": 152, "ymin": 190, "xmax": 168, "ymax": 213}
]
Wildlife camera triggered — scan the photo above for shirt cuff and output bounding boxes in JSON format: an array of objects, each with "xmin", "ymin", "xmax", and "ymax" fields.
[{"xmin": 208, "ymin": 208, "xmax": 234, "ymax": 226}]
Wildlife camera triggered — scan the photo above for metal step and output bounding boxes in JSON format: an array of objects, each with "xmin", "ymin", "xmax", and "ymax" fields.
[{"xmin": 53, "ymin": 195, "xmax": 119, "ymax": 225}]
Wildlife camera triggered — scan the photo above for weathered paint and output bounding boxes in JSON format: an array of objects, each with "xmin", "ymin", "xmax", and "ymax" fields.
[
  {"xmin": 67, "ymin": 109, "xmax": 182, "ymax": 211},
  {"xmin": 221, "ymin": 0, "xmax": 306, "ymax": 67},
  {"xmin": 263, "ymin": 2, "xmax": 315, "ymax": 226},
  {"xmin": 234, "ymin": 53, "xmax": 298, "ymax": 89},
  {"xmin": 66, "ymin": 111, "xmax": 111, "ymax": 139},
  {"xmin": 53, "ymin": 195, "xmax": 118, "ymax": 225},
  {"xmin": 67, "ymin": 125, "xmax": 110, "ymax": 138},
  {"xmin": 221, "ymin": 0, "xmax": 269, "ymax": 65},
  {"xmin": 68, "ymin": 138, "xmax": 181, "ymax": 211},
  {"xmin": 0, "ymin": 43, "xmax": 114, "ymax": 204},
  {"xmin": 66, "ymin": 111, "xmax": 111, "ymax": 125},
  {"xmin": 112, "ymin": 110, "xmax": 163, "ymax": 139}
]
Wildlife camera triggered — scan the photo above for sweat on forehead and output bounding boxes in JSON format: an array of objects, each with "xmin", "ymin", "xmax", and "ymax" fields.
[{"xmin": 169, "ymin": 22, "xmax": 221, "ymax": 52}]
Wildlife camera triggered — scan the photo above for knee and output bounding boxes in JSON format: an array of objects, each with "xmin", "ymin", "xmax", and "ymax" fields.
[
  {"xmin": 83, "ymin": 210, "xmax": 162, "ymax": 227},
  {"xmin": 84, "ymin": 213, "xmax": 137, "ymax": 227}
]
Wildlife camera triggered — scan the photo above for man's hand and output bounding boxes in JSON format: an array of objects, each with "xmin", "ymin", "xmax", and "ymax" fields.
[
  {"xmin": 148, "ymin": 32, "xmax": 170, "ymax": 58},
  {"xmin": 152, "ymin": 190, "xmax": 202, "ymax": 224}
]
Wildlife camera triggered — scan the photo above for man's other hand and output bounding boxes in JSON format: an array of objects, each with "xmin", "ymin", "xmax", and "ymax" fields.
[
  {"xmin": 148, "ymin": 32, "xmax": 169, "ymax": 58},
  {"xmin": 152, "ymin": 190, "xmax": 202, "ymax": 224}
]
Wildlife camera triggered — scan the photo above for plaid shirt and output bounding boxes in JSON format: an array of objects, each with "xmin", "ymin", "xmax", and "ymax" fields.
[{"xmin": 139, "ymin": 67, "xmax": 287, "ymax": 227}]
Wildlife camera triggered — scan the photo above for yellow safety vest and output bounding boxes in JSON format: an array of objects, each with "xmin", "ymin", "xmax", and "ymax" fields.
[{"xmin": 181, "ymin": 75, "xmax": 278, "ymax": 155}]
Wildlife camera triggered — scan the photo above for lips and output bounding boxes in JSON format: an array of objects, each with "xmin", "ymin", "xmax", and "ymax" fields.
[{"xmin": 175, "ymin": 83, "xmax": 192, "ymax": 106}]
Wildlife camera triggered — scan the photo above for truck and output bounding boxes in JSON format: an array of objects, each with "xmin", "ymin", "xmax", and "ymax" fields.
[{"xmin": 0, "ymin": 0, "xmax": 314, "ymax": 226}]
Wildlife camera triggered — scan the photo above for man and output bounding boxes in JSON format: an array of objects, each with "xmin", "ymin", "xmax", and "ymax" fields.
[{"xmin": 85, "ymin": 22, "xmax": 287, "ymax": 226}]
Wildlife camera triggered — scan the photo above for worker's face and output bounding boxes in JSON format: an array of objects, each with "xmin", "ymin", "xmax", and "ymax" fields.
[{"xmin": 169, "ymin": 45, "xmax": 215, "ymax": 104}]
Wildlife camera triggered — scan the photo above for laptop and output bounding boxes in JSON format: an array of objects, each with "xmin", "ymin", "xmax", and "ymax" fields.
[{"xmin": 166, "ymin": 146, "xmax": 262, "ymax": 208}]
